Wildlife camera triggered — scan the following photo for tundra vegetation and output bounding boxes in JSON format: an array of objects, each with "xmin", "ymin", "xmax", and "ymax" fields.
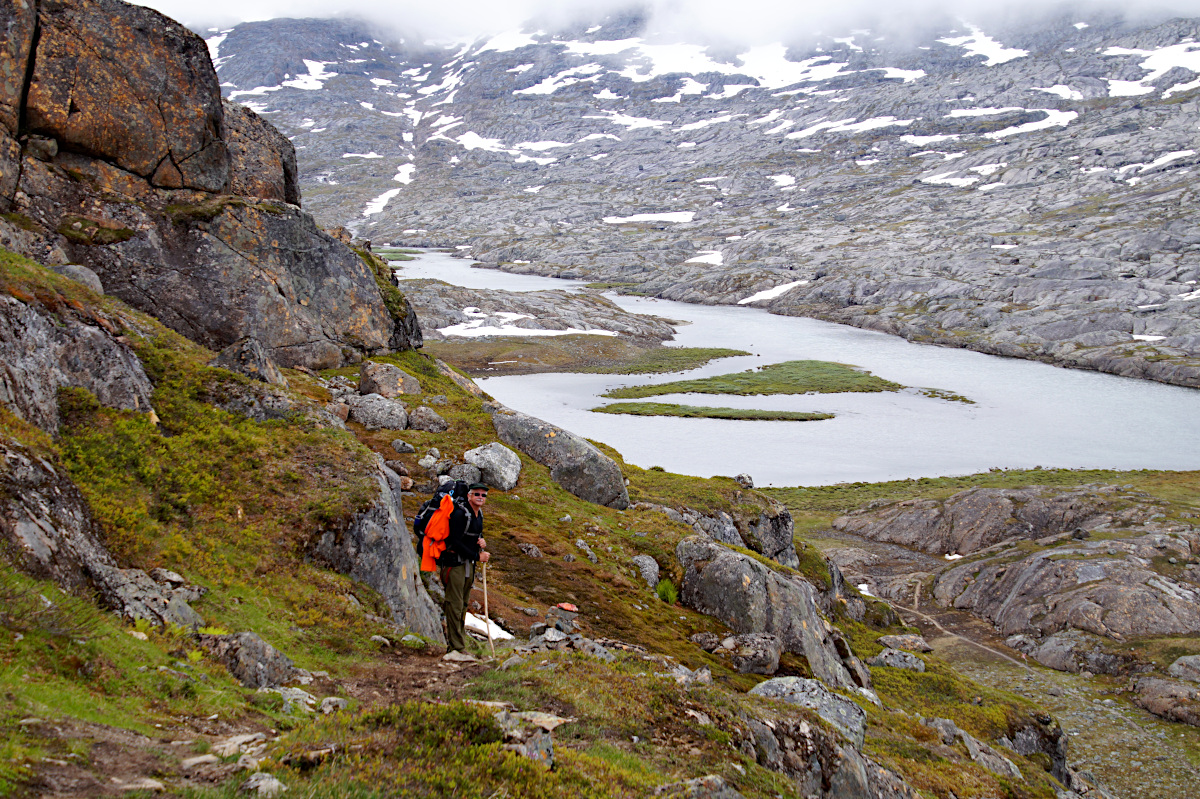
[{"xmin": 0, "ymin": 247, "xmax": 1126, "ymax": 798}]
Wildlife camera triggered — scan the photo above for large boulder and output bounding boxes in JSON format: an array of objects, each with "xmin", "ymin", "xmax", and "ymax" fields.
[
  {"xmin": 729, "ymin": 632, "xmax": 783, "ymax": 675},
  {"xmin": 223, "ymin": 100, "xmax": 299, "ymax": 205},
  {"xmin": 487, "ymin": 403, "xmax": 628, "ymax": 509},
  {"xmin": 359, "ymin": 360, "xmax": 421, "ymax": 397},
  {"xmin": 1134, "ymin": 677, "xmax": 1200, "ymax": 726},
  {"xmin": 0, "ymin": 0, "xmax": 34, "ymax": 209},
  {"xmin": 347, "ymin": 394, "xmax": 408, "ymax": 431},
  {"xmin": 408, "ymin": 406, "xmax": 448, "ymax": 433},
  {"xmin": 740, "ymin": 503, "xmax": 799, "ymax": 569},
  {"xmin": 201, "ymin": 631, "xmax": 296, "ymax": 689},
  {"xmin": 749, "ymin": 677, "xmax": 867, "ymax": 748},
  {"xmin": 463, "ymin": 442, "xmax": 522, "ymax": 490},
  {"xmin": 867, "ymin": 648, "xmax": 925, "ymax": 672},
  {"xmin": 310, "ymin": 457, "xmax": 444, "ymax": 644},
  {"xmin": 1168, "ymin": 655, "xmax": 1200, "ymax": 683},
  {"xmin": 26, "ymin": 0, "xmax": 229, "ymax": 191},
  {"xmin": 676, "ymin": 536, "xmax": 865, "ymax": 690},
  {"xmin": 0, "ymin": 291, "xmax": 154, "ymax": 433}
]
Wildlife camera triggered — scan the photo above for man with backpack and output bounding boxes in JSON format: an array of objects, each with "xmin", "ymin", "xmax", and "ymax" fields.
[{"xmin": 415, "ymin": 480, "xmax": 491, "ymax": 654}]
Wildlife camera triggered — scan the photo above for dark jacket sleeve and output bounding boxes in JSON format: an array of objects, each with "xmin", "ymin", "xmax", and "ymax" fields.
[{"xmin": 445, "ymin": 505, "xmax": 482, "ymax": 562}]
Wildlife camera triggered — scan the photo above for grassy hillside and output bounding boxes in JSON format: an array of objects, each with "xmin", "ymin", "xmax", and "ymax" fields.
[{"xmin": 0, "ymin": 249, "xmax": 1094, "ymax": 797}]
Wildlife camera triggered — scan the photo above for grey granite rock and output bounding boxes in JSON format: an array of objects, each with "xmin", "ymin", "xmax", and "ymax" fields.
[
  {"xmin": 347, "ymin": 393, "xmax": 408, "ymax": 430},
  {"xmin": 631, "ymin": 554, "xmax": 659, "ymax": 588},
  {"xmin": 463, "ymin": 442, "xmax": 522, "ymax": 490},
  {"xmin": 408, "ymin": 405, "xmax": 448, "ymax": 433},
  {"xmin": 360, "ymin": 361, "xmax": 422, "ymax": 397},
  {"xmin": 211, "ymin": 337, "xmax": 289, "ymax": 386},
  {"xmin": 749, "ymin": 676, "xmax": 867, "ymax": 748},
  {"xmin": 867, "ymin": 648, "xmax": 926, "ymax": 672}
]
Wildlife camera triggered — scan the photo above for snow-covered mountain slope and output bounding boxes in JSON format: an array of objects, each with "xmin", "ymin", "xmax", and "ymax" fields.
[{"xmin": 209, "ymin": 12, "xmax": 1200, "ymax": 386}]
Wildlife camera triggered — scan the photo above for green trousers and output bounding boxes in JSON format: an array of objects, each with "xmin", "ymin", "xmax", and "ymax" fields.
[{"xmin": 441, "ymin": 562, "xmax": 476, "ymax": 652}]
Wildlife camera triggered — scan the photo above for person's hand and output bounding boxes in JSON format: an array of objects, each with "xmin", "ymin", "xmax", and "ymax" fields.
[
  {"xmin": 479, "ymin": 551, "xmax": 491, "ymax": 563},
  {"xmin": 478, "ymin": 538, "xmax": 486, "ymax": 550}
]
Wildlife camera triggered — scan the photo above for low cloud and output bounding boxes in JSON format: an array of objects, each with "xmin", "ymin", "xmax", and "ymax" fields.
[{"xmin": 139, "ymin": 0, "xmax": 1200, "ymax": 45}]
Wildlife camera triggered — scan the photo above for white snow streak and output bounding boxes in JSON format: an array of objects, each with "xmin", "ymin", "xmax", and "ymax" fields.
[{"xmin": 738, "ymin": 279, "xmax": 808, "ymax": 304}]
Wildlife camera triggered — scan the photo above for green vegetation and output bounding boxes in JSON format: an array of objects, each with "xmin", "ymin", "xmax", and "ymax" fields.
[
  {"xmin": 602, "ymin": 359, "xmax": 904, "ymax": 399},
  {"xmin": 919, "ymin": 387, "xmax": 975, "ymax": 404},
  {"xmin": 592, "ymin": 402, "xmax": 834, "ymax": 422},
  {"xmin": 355, "ymin": 245, "xmax": 415, "ymax": 328},
  {"xmin": 655, "ymin": 578, "xmax": 679, "ymax": 604},
  {"xmin": 577, "ymin": 347, "xmax": 749, "ymax": 375},
  {"xmin": 375, "ymin": 247, "xmax": 420, "ymax": 261},
  {"xmin": 55, "ymin": 216, "xmax": 135, "ymax": 245}
]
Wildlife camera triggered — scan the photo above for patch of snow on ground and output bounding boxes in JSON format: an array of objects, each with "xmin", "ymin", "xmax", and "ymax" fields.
[
  {"xmin": 984, "ymin": 110, "xmax": 1077, "ymax": 139},
  {"xmin": 768, "ymin": 175, "xmax": 796, "ymax": 188},
  {"xmin": 283, "ymin": 60, "xmax": 337, "ymax": 91},
  {"xmin": 594, "ymin": 88, "xmax": 623, "ymax": 99},
  {"xmin": 1139, "ymin": 150, "xmax": 1195, "ymax": 171},
  {"xmin": 478, "ymin": 31, "xmax": 540, "ymax": 53},
  {"xmin": 394, "ymin": 164, "xmax": 415, "ymax": 184},
  {"xmin": 873, "ymin": 67, "xmax": 926, "ymax": 82},
  {"xmin": 508, "ymin": 64, "xmax": 535, "ymax": 73},
  {"xmin": 343, "ymin": 152, "xmax": 383, "ymax": 159},
  {"xmin": 1104, "ymin": 41, "xmax": 1200, "ymax": 96},
  {"xmin": 371, "ymin": 78, "xmax": 395, "ymax": 87},
  {"xmin": 922, "ymin": 172, "xmax": 979, "ymax": 187},
  {"xmin": 978, "ymin": 183, "xmax": 1007, "ymax": 192},
  {"xmin": 787, "ymin": 116, "xmax": 913, "ymax": 138},
  {"xmin": 440, "ymin": 307, "xmax": 618, "ymax": 338},
  {"xmin": 205, "ymin": 32, "xmax": 228, "ymax": 63},
  {"xmin": 901, "ymin": 134, "xmax": 960, "ymax": 144},
  {"xmin": 738, "ymin": 279, "xmax": 809, "ymax": 304},
  {"xmin": 947, "ymin": 106, "xmax": 1023, "ymax": 117},
  {"xmin": 751, "ymin": 109, "xmax": 785, "ymax": 126},
  {"xmin": 603, "ymin": 212, "xmax": 695, "ymax": 224},
  {"xmin": 456, "ymin": 132, "xmax": 507, "ymax": 151},
  {"xmin": 991, "ymin": 244, "xmax": 1017, "ymax": 249},
  {"xmin": 515, "ymin": 141, "xmax": 571, "ymax": 151},
  {"xmin": 857, "ymin": 583, "xmax": 874, "ymax": 597},
  {"xmin": 579, "ymin": 133, "xmax": 621, "ymax": 142},
  {"xmin": 1034, "ymin": 84, "xmax": 1083, "ymax": 100},
  {"xmin": 678, "ymin": 142, "xmax": 697, "ymax": 148},
  {"xmin": 938, "ymin": 25, "xmax": 1028, "ymax": 66},
  {"xmin": 465, "ymin": 613, "xmax": 515, "ymax": 640},
  {"xmin": 524, "ymin": 185, "xmax": 543, "ymax": 193},
  {"xmin": 944, "ymin": 553, "xmax": 963, "ymax": 561},
  {"xmin": 695, "ymin": 176, "xmax": 727, "ymax": 183},
  {"xmin": 685, "ymin": 250, "xmax": 723, "ymax": 265},
  {"xmin": 584, "ymin": 110, "xmax": 671, "ymax": 129},
  {"xmin": 970, "ymin": 162, "xmax": 1007, "ymax": 176},
  {"xmin": 678, "ymin": 114, "xmax": 736, "ymax": 131},
  {"xmin": 515, "ymin": 63, "xmax": 603, "ymax": 95},
  {"xmin": 706, "ymin": 84, "xmax": 757, "ymax": 99},
  {"xmin": 1133, "ymin": 334, "xmax": 1166, "ymax": 341},
  {"xmin": 363, "ymin": 188, "xmax": 401, "ymax": 216}
]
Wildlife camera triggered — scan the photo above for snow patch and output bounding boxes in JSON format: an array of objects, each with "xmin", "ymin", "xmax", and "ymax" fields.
[
  {"xmin": 983, "ymin": 110, "xmax": 1078, "ymax": 139},
  {"xmin": 768, "ymin": 175, "xmax": 796, "ymax": 188},
  {"xmin": 938, "ymin": 25, "xmax": 1028, "ymax": 66},
  {"xmin": 1034, "ymin": 84, "xmax": 1083, "ymax": 100},
  {"xmin": 603, "ymin": 212, "xmax": 695, "ymax": 224},
  {"xmin": 394, "ymin": 164, "xmax": 416, "ymax": 184},
  {"xmin": 342, "ymin": 152, "xmax": 383, "ymax": 159},
  {"xmin": 685, "ymin": 250, "xmax": 723, "ymax": 265},
  {"xmin": 363, "ymin": 188, "xmax": 401, "ymax": 216},
  {"xmin": 738, "ymin": 279, "xmax": 809, "ymax": 304}
]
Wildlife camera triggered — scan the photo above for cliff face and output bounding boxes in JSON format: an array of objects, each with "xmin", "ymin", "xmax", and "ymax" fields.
[{"xmin": 0, "ymin": 0, "xmax": 418, "ymax": 368}]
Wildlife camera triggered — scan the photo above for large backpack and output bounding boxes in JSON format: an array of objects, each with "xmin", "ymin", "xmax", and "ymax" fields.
[{"xmin": 414, "ymin": 480, "xmax": 470, "ymax": 571}]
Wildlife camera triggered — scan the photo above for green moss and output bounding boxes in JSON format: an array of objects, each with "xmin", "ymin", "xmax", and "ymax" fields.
[
  {"xmin": 591, "ymin": 402, "xmax": 834, "ymax": 422},
  {"xmin": 354, "ymin": 246, "xmax": 414, "ymax": 332},
  {"xmin": 602, "ymin": 360, "xmax": 904, "ymax": 399},
  {"xmin": 55, "ymin": 216, "xmax": 134, "ymax": 246},
  {"xmin": 0, "ymin": 212, "xmax": 39, "ymax": 233},
  {"xmin": 165, "ymin": 197, "xmax": 248, "ymax": 224},
  {"xmin": 578, "ymin": 347, "xmax": 751, "ymax": 375}
]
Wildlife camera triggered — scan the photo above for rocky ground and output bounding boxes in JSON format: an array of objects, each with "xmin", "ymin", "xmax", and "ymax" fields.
[{"xmin": 207, "ymin": 10, "xmax": 1200, "ymax": 386}]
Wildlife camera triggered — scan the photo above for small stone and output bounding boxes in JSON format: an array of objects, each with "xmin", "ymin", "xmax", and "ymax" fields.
[
  {"xmin": 370, "ymin": 635, "xmax": 391, "ymax": 647},
  {"xmin": 319, "ymin": 697, "xmax": 348, "ymax": 714},
  {"xmin": 182, "ymin": 754, "xmax": 220, "ymax": 769},
  {"xmin": 559, "ymin": 515, "xmax": 572, "ymax": 522},
  {"xmin": 408, "ymin": 406, "xmax": 449, "ymax": 433},
  {"xmin": 391, "ymin": 439, "xmax": 416, "ymax": 454},
  {"xmin": 428, "ymin": 394, "xmax": 448, "ymax": 405},
  {"xmin": 400, "ymin": 634, "xmax": 424, "ymax": 647},
  {"xmin": 239, "ymin": 772, "xmax": 287, "ymax": 797},
  {"xmin": 443, "ymin": 650, "xmax": 479, "ymax": 662},
  {"xmin": 522, "ymin": 607, "xmax": 539, "ymax": 616},
  {"xmin": 501, "ymin": 655, "xmax": 526, "ymax": 670},
  {"xmin": 734, "ymin": 473, "xmax": 754, "ymax": 489},
  {"xmin": 119, "ymin": 778, "xmax": 166, "ymax": 792},
  {"xmin": 518, "ymin": 543, "xmax": 543, "ymax": 558},
  {"xmin": 562, "ymin": 553, "xmax": 576, "ymax": 562}
]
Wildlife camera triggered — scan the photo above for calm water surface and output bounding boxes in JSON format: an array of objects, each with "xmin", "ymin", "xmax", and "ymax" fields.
[{"xmin": 396, "ymin": 251, "xmax": 1200, "ymax": 486}]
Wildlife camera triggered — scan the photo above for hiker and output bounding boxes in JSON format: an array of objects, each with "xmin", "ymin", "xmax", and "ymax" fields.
[{"xmin": 439, "ymin": 482, "xmax": 490, "ymax": 653}]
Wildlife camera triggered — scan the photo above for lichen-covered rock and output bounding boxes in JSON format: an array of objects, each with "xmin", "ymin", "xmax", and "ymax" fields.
[
  {"xmin": 740, "ymin": 503, "xmax": 799, "ymax": 569},
  {"xmin": 631, "ymin": 554, "xmax": 659, "ymax": 588},
  {"xmin": 876, "ymin": 634, "xmax": 933, "ymax": 653},
  {"xmin": 749, "ymin": 676, "xmax": 867, "ymax": 748},
  {"xmin": 676, "ymin": 535, "xmax": 865, "ymax": 690},
  {"xmin": 347, "ymin": 393, "xmax": 408, "ymax": 430},
  {"xmin": 729, "ymin": 632, "xmax": 783, "ymax": 675},
  {"xmin": 408, "ymin": 405, "xmax": 448, "ymax": 433},
  {"xmin": 0, "ymin": 292, "xmax": 154, "ymax": 433},
  {"xmin": 447, "ymin": 463, "xmax": 482, "ymax": 484},
  {"xmin": 0, "ymin": 0, "xmax": 36, "ymax": 138},
  {"xmin": 487, "ymin": 403, "xmax": 628, "ymax": 508},
  {"xmin": 44, "ymin": 263, "xmax": 104, "ymax": 294},
  {"xmin": 463, "ymin": 441, "xmax": 522, "ymax": 491},
  {"xmin": 223, "ymin": 99, "xmax": 299, "ymax": 204},
  {"xmin": 1168, "ymin": 655, "xmax": 1200, "ymax": 683},
  {"xmin": 27, "ymin": 0, "xmax": 229, "ymax": 191},
  {"xmin": 359, "ymin": 360, "xmax": 422, "ymax": 397},
  {"xmin": 211, "ymin": 337, "xmax": 288, "ymax": 386},
  {"xmin": 201, "ymin": 631, "xmax": 296, "ymax": 688},
  {"xmin": 867, "ymin": 648, "xmax": 925, "ymax": 672},
  {"xmin": 310, "ymin": 457, "xmax": 444, "ymax": 644},
  {"xmin": 1134, "ymin": 677, "xmax": 1200, "ymax": 726}
]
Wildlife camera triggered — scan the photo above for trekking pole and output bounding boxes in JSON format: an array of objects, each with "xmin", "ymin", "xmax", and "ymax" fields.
[{"xmin": 482, "ymin": 562, "xmax": 495, "ymax": 657}]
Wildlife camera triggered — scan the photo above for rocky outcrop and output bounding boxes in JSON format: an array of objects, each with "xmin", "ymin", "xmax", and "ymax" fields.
[
  {"xmin": 0, "ymin": 291, "xmax": 154, "ymax": 433},
  {"xmin": 310, "ymin": 457, "xmax": 444, "ymax": 644},
  {"xmin": 867, "ymin": 648, "xmax": 925, "ymax": 672},
  {"xmin": 201, "ymin": 631, "xmax": 296, "ymax": 689},
  {"xmin": 26, "ymin": 0, "xmax": 229, "ymax": 191},
  {"xmin": 346, "ymin": 393, "xmax": 408, "ymax": 430},
  {"xmin": 676, "ymin": 535, "xmax": 868, "ymax": 690},
  {"xmin": 833, "ymin": 485, "xmax": 1160, "ymax": 556},
  {"xmin": 0, "ymin": 0, "xmax": 417, "ymax": 370},
  {"xmin": 1, "ymin": 436, "xmax": 203, "ymax": 629},
  {"xmin": 749, "ymin": 676, "xmax": 866, "ymax": 748},
  {"xmin": 933, "ymin": 527, "xmax": 1200, "ymax": 638},
  {"xmin": 1134, "ymin": 677, "xmax": 1200, "ymax": 727},
  {"xmin": 222, "ymin": 100, "xmax": 299, "ymax": 204},
  {"xmin": 359, "ymin": 361, "xmax": 421, "ymax": 397},
  {"xmin": 487, "ymin": 402, "xmax": 629, "ymax": 509}
]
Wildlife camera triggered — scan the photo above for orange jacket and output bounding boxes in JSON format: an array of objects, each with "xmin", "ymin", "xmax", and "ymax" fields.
[{"xmin": 420, "ymin": 494, "xmax": 454, "ymax": 571}]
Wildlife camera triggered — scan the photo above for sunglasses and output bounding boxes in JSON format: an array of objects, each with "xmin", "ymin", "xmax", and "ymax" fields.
[{"xmin": 469, "ymin": 491, "xmax": 488, "ymax": 497}]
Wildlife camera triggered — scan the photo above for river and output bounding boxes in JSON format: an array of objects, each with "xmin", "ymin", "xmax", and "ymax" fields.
[{"xmin": 395, "ymin": 250, "xmax": 1200, "ymax": 487}]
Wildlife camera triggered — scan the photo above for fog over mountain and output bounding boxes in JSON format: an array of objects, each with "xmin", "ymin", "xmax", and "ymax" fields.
[{"xmin": 144, "ymin": 0, "xmax": 1200, "ymax": 43}]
